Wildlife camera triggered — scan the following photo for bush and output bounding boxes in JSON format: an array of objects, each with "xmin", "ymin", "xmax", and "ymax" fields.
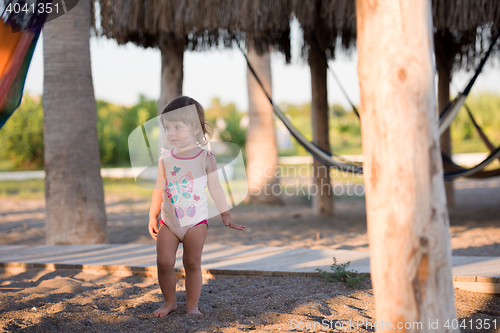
[
  {"xmin": 316, "ymin": 257, "xmax": 369, "ymax": 288},
  {"xmin": 96, "ymin": 95, "xmax": 158, "ymax": 166},
  {"xmin": 205, "ymin": 98, "xmax": 246, "ymax": 149},
  {"xmin": 451, "ymin": 92, "xmax": 500, "ymax": 148},
  {"xmin": 0, "ymin": 93, "xmax": 44, "ymax": 170},
  {"xmin": 0, "ymin": 93, "xmax": 160, "ymax": 170},
  {"xmin": 1, "ymin": 92, "xmax": 499, "ymax": 171}
]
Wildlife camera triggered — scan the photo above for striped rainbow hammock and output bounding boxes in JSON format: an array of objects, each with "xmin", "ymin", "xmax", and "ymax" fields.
[{"xmin": 0, "ymin": 0, "xmax": 47, "ymax": 129}]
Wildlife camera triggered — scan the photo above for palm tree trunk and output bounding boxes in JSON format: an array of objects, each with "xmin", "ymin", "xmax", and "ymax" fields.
[
  {"xmin": 308, "ymin": 38, "xmax": 333, "ymax": 216},
  {"xmin": 245, "ymin": 47, "xmax": 281, "ymax": 204},
  {"xmin": 43, "ymin": 0, "xmax": 107, "ymax": 244},
  {"xmin": 158, "ymin": 33, "xmax": 184, "ymax": 114},
  {"xmin": 357, "ymin": 0, "xmax": 458, "ymax": 330}
]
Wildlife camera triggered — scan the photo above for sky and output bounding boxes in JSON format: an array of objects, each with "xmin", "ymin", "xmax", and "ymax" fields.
[{"xmin": 23, "ymin": 20, "xmax": 500, "ymax": 112}]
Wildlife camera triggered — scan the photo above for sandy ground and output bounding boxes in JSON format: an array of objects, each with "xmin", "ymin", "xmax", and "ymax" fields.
[{"xmin": 1, "ymin": 178, "xmax": 500, "ymax": 332}]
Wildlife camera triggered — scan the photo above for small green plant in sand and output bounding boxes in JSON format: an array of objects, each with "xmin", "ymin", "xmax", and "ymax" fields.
[{"xmin": 316, "ymin": 257, "xmax": 369, "ymax": 288}]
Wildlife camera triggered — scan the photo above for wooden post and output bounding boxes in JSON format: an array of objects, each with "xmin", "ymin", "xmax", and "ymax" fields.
[
  {"xmin": 356, "ymin": 0, "xmax": 458, "ymax": 331},
  {"xmin": 308, "ymin": 34, "xmax": 334, "ymax": 216},
  {"xmin": 435, "ymin": 32, "xmax": 456, "ymax": 207},
  {"xmin": 246, "ymin": 47, "xmax": 282, "ymax": 204},
  {"xmin": 438, "ymin": 74, "xmax": 456, "ymax": 207}
]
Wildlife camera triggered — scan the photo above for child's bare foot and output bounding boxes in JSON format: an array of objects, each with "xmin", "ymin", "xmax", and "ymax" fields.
[
  {"xmin": 186, "ymin": 307, "xmax": 203, "ymax": 315},
  {"xmin": 153, "ymin": 302, "xmax": 177, "ymax": 317}
]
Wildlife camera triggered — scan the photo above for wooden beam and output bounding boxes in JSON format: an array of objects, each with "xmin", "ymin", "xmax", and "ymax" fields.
[
  {"xmin": 435, "ymin": 33, "xmax": 456, "ymax": 206},
  {"xmin": 308, "ymin": 32, "xmax": 334, "ymax": 216}
]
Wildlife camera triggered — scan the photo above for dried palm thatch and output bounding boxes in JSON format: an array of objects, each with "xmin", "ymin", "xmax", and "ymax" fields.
[
  {"xmin": 433, "ymin": 0, "xmax": 500, "ymax": 71},
  {"xmin": 93, "ymin": 0, "xmax": 500, "ymax": 69},
  {"xmin": 433, "ymin": 0, "xmax": 500, "ymax": 31},
  {"xmin": 291, "ymin": 0, "xmax": 357, "ymax": 60},
  {"xmin": 292, "ymin": 0, "xmax": 500, "ymax": 66},
  {"xmin": 93, "ymin": 0, "xmax": 293, "ymax": 62}
]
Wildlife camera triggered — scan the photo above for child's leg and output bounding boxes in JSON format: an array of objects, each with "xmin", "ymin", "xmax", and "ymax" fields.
[
  {"xmin": 154, "ymin": 223, "xmax": 180, "ymax": 317},
  {"xmin": 182, "ymin": 223, "xmax": 208, "ymax": 315}
]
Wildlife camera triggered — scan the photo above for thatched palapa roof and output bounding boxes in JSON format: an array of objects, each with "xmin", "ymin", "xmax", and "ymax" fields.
[
  {"xmin": 291, "ymin": 0, "xmax": 357, "ymax": 60},
  {"xmin": 432, "ymin": 0, "xmax": 500, "ymax": 72},
  {"xmin": 291, "ymin": 0, "xmax": 500, "ymax": 66},
  {"xmin": 93, "ymin": 0, "xmax": 500, "ymax": 69},
  {"xmin": 94, "ymin": 0, "xmax": 293, "ymax": 62},
  {"xmin": 433, "ymin": 0, "xmax": 500, "ymax": 31}
]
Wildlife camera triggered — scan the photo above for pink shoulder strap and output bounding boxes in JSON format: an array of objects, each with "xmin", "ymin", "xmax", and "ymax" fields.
[{"xmin": 159, "ymin": 148, "xmax": 171, "ymax": 177}]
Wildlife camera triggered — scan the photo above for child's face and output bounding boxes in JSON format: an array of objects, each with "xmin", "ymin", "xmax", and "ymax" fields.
[{"xmin": 164, "ymin": 121, "xmax": 197, "ymax": 147}]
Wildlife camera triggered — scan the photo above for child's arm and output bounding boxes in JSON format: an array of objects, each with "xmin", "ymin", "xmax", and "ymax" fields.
[
  {"xmin": 148, "ymin": 158, "xmax": 165, "ymax": 240},
  {"xmin": 206, "ymin": 152, "xmax": 245, "ymax": 231}
]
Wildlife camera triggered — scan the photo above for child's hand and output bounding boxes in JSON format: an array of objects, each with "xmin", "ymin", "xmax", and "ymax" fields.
[
  {"xmin": 148, "ymin": 217, "xmax": 159, "ymax": 240},
  {"xmin": 221, "ymin": 212, "xmax": 245, "ymax": 231}
]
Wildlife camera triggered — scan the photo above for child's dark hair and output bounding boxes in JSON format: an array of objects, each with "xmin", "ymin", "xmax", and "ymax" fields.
[{"xmin": 160, "ymin": 96, "xmax": 212, "ymax": 146}]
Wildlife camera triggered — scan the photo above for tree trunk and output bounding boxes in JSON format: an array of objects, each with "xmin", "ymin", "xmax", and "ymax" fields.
[
  {"xmin": 158, "ymin": 33, "xmax": 184, "ymax": 114},
  {"xmin": 245, "ymin": 47, "xmax": 282, "ymax": 204},
  {"xmin": 308, "ymin": 37, "xmax": 333, "ymax": 216},
  {"xmin": 43, "ymin": 0, "xmax": 107, "ymax": 244},
  {"xmin": 356, "ymin": 0, "xmax": 458, "ymax": 331},
  {"xmin": 438, "ymin": 60, "xmax": 456, "ymax": 207}
]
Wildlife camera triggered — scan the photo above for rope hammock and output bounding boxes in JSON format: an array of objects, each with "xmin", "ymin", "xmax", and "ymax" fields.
[
  {"xmin": 442, "ymin": 148, "xmax": 500, "ymax": 180},
  {"xmin": 434, "ymin": 33, "xmax": 500, "ymax": 179},
  {"xmin": 236, "ymin": 33, "xmax": 500, "ymax": 180},
  {"xmin": 312, "ymin": 30, "xmax": 500, "ymax": 180},
  {"xmin": 311, "ymin": 31, "xmax": 500, "ymax": 180},
  {"xmin": 235, "ymin": 40, "xmax": 363, "ymax": 174},
  {"xmin": 438, "ymin": 32, "xmax": 500, "ymax": 136},
  {"xmin": 439, "ymin": 106, "xmax": 500, "ymax": 180}
]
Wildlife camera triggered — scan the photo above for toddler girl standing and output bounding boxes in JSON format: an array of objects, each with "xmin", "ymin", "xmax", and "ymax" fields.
[{"xmin": 148, "ymin": 96, "xmax": 245, "ymax": 317}]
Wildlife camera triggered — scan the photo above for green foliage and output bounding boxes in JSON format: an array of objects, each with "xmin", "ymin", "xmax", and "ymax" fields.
[
  {"xmin": 2, "ymin": 92, "xmax": 500, "ymax": 171},
  {"xmin": 277, "ymin": 102, "xmax": 312, "ymax": 156},
  {"xmin": 329, "ymin": 104, "xmax": 361, "ymax": 148},
  {"xmin": 96, "ymin": 95, "xmax": 158, "ymax": 166},
  {"xmin": 0, "ymin": 93, "xmax": 160, "ymax": 170},
  {"xmin": 451, "ymin": 92, "xmax": 500, "ymax": 152},
  {"xmin": 278, "ymin": 94, "xmax": 500, "ymax": 156},
  {"xmin": 0, "ymin": 177, "xmax": 154, "ymax": 200},
  {"xmin": 0, "ymin": 178, "xmax": 45, "ymax": 199},
  {"xmin": 316, "ymin": 257, "xmax": 369, "ymax": 288},
  {"xmin": 331, "ymin": 103, "xmax": 348, "ymax": 118},
  {"xmin": 0, "ymin": 93, "xmax": 248, "ymax": 170},
  {"xmin": 278, "ymin": 102, "xmax": 362, "ymax": 156},
  {"xmin": 0, "ymin": 93, "xmax": 44, "ymax": 170},
  {"xmin": 205, "ymin": 98, "xmax": 246, "ymax": 148}
]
